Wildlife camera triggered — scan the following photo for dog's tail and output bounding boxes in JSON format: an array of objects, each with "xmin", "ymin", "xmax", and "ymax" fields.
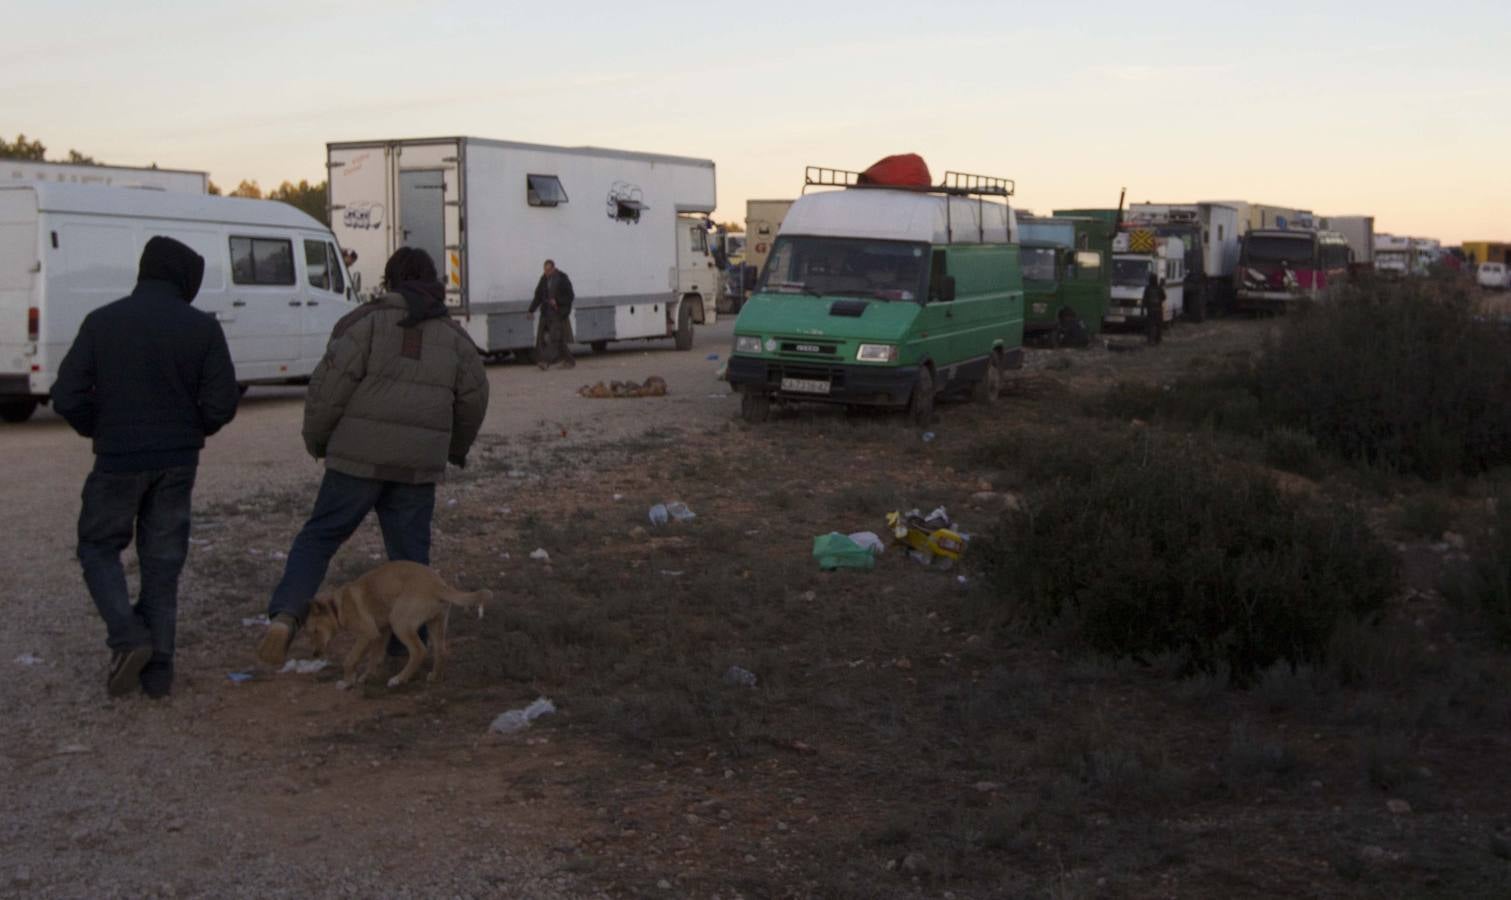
[{"xmin": 442, "ymin": 588, "xmax": 492, "ymax": 619}]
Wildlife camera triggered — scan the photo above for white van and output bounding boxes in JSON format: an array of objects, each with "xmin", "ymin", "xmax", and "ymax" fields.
[
  {"xmin": 1, "ymin": 183, "xmax": 360, "ymax": 422},
  {"xmin": 1476, "ymin": 261, "xmax": 1508, "ymax": 290}
]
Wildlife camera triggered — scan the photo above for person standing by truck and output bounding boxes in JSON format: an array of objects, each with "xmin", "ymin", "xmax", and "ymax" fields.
[
  {"xmin": 1143, "ymin": 273, "xmax": 1166, "ymax": 345},
  {"xmin": 52, "ymin": 236, "xmax": 240, "ymax": 699},
  {"xmin": 527, "ymin": 259, "xmax": 575, "ymax": 370},
  {"xmin": 256, "ymin": 247, "xmax": 490, "ymax": 667}
]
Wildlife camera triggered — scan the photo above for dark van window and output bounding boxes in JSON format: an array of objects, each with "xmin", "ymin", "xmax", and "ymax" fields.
[
  {"xmin": 304, "ymin": 240, "xmax": 346, "ymax": 294},
  {"xmin": 527, "ymin": 174, "xmax": 568, "ymax": 207},
  {"xmin": 231, "ymin": 236, "xmax": 296, "ymax": 286}
]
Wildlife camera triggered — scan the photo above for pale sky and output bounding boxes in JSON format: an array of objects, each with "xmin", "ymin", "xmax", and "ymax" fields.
[{"xmin": 5, "ymin": 1, "xmax": 1509, "ymax": 243}]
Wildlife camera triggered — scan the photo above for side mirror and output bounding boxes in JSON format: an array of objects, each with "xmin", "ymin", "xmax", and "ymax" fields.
[{"xmin": 940, "ymin": 275, "xmax": 957, "ymax": 303}]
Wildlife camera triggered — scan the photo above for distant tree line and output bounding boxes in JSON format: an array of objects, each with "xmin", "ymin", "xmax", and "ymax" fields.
[{"xmin": 2, "ymin": 131, "xmax": 329, "ymax": 224}]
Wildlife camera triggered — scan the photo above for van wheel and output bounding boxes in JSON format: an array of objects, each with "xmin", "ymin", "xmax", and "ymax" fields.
[
  {"xmin": 0, "ymin": 398, "xmax": 38, "ymax": 423},
  {"xmin": 740, "ymin": 389, "xmax": 770, "ymax": 423},
  {"xmin": 514, "ymin": 347, "xmax": 537, "ymax": 365},
  {"xmin": 238, "ymin": 384, "xmax": 249, "ymax": 397},
  {"xmin": 674, "ymin": 301, "xmax": 695, "ymax": 351},
  {"xmin": 972, "ymin": 356, "xmax": 1002, "ymax": 404},
  {"xmin": 590, "ymin": 340, "xmax": 609, "ymax": 354},
  {"xmin": 908, "ymin": 366, "xmax": 936, "ymax": 427}
]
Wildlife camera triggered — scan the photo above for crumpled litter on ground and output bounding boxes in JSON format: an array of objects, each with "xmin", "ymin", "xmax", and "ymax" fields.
[
  {"xmin": 489, "ymin": 697, "xmax": 557, "ymax": 734},
  {"xmin": 578, "ymin": 376, "xmax": 669, "ymax": 399},
  {"xmin": 280, "ymin": 659, "xmax": 330, "ymax": 675},
  {"xmin": 15, "ymin": 653, "xmax": 44, "ymax": 666}
]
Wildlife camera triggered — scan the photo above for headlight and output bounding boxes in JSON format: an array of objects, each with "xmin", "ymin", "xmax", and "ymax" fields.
[
  {"xmin": 856, "ymin": 343, "xmax": 898, "ymax": 362},
  {"xmin": 734, "ymin": 335, "xmax": 762, "ymax": 354}
]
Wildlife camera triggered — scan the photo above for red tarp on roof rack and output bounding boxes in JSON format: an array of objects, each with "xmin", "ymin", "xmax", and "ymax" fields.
[{"xmin": 857, "ymin": 154, "xmax": 932, "ymax": 189}]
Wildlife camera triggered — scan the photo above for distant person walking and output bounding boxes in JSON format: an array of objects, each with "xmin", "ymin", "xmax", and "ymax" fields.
[
  {"xmin": 527, "ymin": 259, "xmax": 576, "ymax": 370},
  {"xmin": 257, "ymin": 247, "xmax": 489, "ymax": 667},
  {"xmin": 53, "ymin": 236, "xmax": 240, "ymax": 699},
  {"xmin": 1143, "ymin": 273, "xmax": 1165, "ymax": 345}
]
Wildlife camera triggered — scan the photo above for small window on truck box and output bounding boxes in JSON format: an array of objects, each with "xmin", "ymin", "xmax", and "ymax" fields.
[
  {"xmin": 526, "ymin": 174, "xmax": 568, "ymax": 207},
  {"xmin": 231, "ymin": 236, "xmax": 295, "ymax": 286}
]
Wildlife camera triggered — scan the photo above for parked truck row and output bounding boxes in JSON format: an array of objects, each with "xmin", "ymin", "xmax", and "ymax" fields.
[{"xmin": 1, "ymin": 142, "xmax": 1482, "ymax": 427}]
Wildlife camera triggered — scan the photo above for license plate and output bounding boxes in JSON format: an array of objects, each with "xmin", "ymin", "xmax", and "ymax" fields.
[{"xmin": 781, "ymin": 377, "xmax": 831, "ymax": 395}]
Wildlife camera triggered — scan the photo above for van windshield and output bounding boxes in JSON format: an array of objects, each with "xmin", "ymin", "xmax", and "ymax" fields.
[
  {"xmin": 1111, "ymin": 257, "xmax": 1152, "ymax": 287},
  {"xmin": 1021, "ymin": 247, "xmax": 1057, "ymax": 282},
  {"xmin": 1245, "ymin": 235, "xmax": 1316, "ymax": 265},
  {"xmin": 759, "ymin": 236, "xmax": 929, "ymax": 302}
]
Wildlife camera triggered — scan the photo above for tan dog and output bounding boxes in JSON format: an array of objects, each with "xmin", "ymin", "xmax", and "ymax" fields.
[{"xmin": 304, "ymin": 561, "xmax": 491, "ymax": 689}]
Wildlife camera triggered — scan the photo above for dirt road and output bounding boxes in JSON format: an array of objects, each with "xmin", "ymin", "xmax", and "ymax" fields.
[
  {"xmin": 1, "ymin": 325, "xmax": 737, "ymax": 899},
  {"xmin": 0, "ymin": 318, "xmax": 1304, "ymax": 898}
]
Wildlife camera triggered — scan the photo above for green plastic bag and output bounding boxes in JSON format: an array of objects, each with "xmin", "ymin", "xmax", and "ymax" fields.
[{"xmin": 813, "ymin": 532, "xmax": 876, "ymax": 571}]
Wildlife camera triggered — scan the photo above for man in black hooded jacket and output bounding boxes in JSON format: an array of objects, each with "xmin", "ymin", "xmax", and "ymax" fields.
[
  {"xmin": 53, "ymin": 236, "xmax": 239, "ymax": 699},
  {"xmin": 526, "ymin": 259, "xmax": 575, "ymax": 369}
]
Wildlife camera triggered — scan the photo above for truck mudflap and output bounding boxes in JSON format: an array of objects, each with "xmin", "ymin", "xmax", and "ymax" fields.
[{"xmin": 727, "ymin": 356, "xmax": 919, "ymax": 406}]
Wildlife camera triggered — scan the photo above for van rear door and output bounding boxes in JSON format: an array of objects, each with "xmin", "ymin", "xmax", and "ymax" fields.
[{"xmin": 0, "ymin": 189, "xmax": 39, "ymax": 390}]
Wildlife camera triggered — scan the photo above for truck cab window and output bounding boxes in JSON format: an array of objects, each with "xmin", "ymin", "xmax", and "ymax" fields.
[{"xmin": 304, "ymin": 240, "xmax": 330, "ymax": 291}]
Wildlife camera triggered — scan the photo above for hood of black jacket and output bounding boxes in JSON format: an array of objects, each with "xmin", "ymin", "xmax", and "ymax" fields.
[
  {"xmin": 138, "ymin": 236, "xmax": 206, "ymax": 303},
  {"xmin": 395, "ymin": 279, "xmax": 449, "ymax": 327}
]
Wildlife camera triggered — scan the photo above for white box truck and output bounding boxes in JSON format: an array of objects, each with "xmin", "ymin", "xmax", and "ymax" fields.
[
  {"xmin": 2, "ymin": 159, "xmax": 209, "ymax": 194},
  {"xmin": 327, "ymin": 137, "xmax": 718, "ymax": 358},
  {"xmin": 0, "ymin": 183, "xmax": 359, "ymax": 422},
  {"xmin": 1318, "ymin": 215, "xmax": 1375, "ymax": 270},
  {"xmin": 1126, "ymin": 202, "xmax": 1241, "ymax": 319}
]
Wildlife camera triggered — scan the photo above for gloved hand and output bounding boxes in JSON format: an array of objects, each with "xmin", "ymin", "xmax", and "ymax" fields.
[{"xmin": 448, "ymin": 454, "xmax": 467, "ymax": 469}]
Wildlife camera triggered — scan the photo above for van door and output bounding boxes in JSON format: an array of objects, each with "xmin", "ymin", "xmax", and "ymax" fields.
[
  {"xmin": 228, "ymin": 233, "xmax": 303, "ymax": 373},
  {"xmin": 399, "ymin": 169, "xmax": 446, "ymax": 275},
  {"xmin": 0, "ymin": 192, "xmax": 39, "ymax": 391}
]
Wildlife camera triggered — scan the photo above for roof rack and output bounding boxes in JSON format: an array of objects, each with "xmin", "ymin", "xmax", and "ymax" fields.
[{"xmin": 803, "ymin": 166, "xmax": 1015, "ymax": 198}]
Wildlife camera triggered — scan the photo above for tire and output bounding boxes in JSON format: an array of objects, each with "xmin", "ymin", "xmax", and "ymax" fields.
[
  {"xmin": 237, "ymin": 384, "xmax": 250, "ymax": 397},
  {"xmin": 740, "ymin": 389, "xmax": 770, "ymax": 423},
  {"xmin": 1055, "ymin": 311, "xmax": 1089, "ymax": 348},
  {"xmin": 972, "ymin": 355, "xmax": 1002, "ymax": 404},
  {"xmin": 0, "ymin": 398, "xmax": 38, "ymax": 423},
  {"xmin": 514, "ymin": 347, "xmax": 537, "ymax": 366},
  {"xmin": 590, "ymin": 340, "xmax": 609, "ymax": 355},
  {"xmin": 674, "ymin": 300, "xmax": 694, "ymax": 351},
  {"xmin": 908, "ymin": 366, "xmax": 935, "ymax": 428}
]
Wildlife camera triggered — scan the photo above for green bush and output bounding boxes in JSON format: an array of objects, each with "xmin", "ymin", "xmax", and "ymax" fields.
[
  {"xmin": 1256, "ymin": 279, "xmax": 1511, "ymax": 480},
  {"xmin": 1447, "ymin": 495, "xmax": 1511, "ymax": 645},
  {"xmin": 977, "ymin": 432, "xmax": 1397, "ymax": 682},
  {"xmin": 1263, "ymin": 427, "xmax": 1324, "ymax": 478},
  {"xmin": 1397, "ymin": 493, "xmax": 1455, "ymax": 539}
]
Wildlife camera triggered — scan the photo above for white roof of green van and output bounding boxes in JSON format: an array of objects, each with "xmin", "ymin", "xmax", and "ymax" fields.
[
  {"xmin": 780, "ymin": 189, "xmax": 1015, "ymax": 245},
  {"xmin": 0, "ymin": 182, "xmax": 326, "ymax": 231}
]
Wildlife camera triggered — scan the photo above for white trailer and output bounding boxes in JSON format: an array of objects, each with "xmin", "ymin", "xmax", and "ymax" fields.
[
  {"xmin": 2, "ymin": 159, "xmax": 208, "ymax": 194},
  {"xmin": 1127, "ymin": 202, "xmax": 1241, "ymax": 318},
  {"xmin": 1318, "ymin": 215, "xmax": 1375, "ymax": 268},
  {"xmin": 0, "ymin": 183, "xmax": 360, "ymax": 422},
  {"xmin": 327, "ymin": 137, "xmax": 717, "ymax": 357}
]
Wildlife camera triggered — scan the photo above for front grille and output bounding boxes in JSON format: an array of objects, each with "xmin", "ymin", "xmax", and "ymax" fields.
[{"xmin": 777, "ymin": 338, "xmax": 841, "ymax": 360}]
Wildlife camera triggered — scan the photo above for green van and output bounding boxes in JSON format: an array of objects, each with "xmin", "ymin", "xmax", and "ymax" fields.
[
  {"xmin": 726, "ymin": 169, "xmax": 1024, "ymax": 425},
  {"xmin": 1019, "ymin": 214, "xmax": 1114, "ymax": 347}
]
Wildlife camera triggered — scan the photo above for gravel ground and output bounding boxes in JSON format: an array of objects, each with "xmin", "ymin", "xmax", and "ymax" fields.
[{"xmin": 0, "ymin": 324, "xmax": 737, "ymax": 899}]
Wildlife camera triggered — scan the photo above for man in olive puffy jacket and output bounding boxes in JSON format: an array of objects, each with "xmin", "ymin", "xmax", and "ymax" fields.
[{"xmin": 257, "ymin": 247, "xmax": 489, "ymax": 666}]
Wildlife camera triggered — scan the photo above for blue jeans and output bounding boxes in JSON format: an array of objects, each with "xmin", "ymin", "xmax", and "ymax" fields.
[
  {"xmin": 77, "ymin": 466, "xmax": 197, "ymax": 685},
  {"xmin": 267, "ymin": 469, "xmax": 434, "ymax": 623}
]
